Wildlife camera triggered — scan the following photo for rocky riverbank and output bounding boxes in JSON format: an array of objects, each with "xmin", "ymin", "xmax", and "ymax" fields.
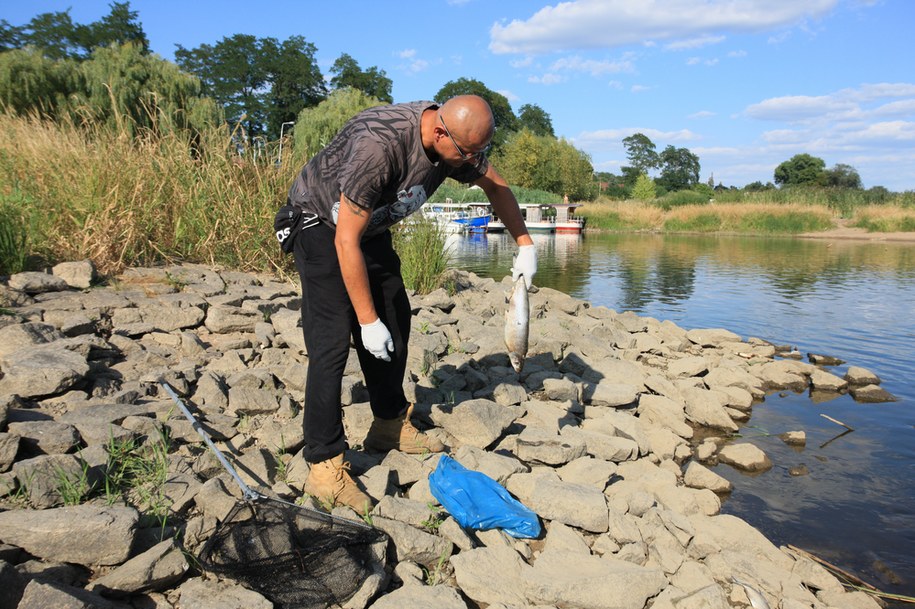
[{"xmin": 0, "ymin": 261, "xmax": 895, "ymax": 609}]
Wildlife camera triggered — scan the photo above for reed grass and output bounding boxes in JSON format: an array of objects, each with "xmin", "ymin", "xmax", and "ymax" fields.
[
  {"xmin": 0, "ymin": 111, "xmax": 292, "ymax": 276},
  {"xmin": 391, "ymin": 215, "xmax": 451, "ymax": 294},
  {"xmin": 582, "ymin": 199, "xmax": 844, "ymax": 234},
  {"xmin": 851, "ymin": 206, "xmax": 915, "ymax": 232}
]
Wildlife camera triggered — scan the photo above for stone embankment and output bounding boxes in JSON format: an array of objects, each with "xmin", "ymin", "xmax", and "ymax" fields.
[{"xmin": 0, "ymin": 261, "xmax": 895, "ymax": 609}]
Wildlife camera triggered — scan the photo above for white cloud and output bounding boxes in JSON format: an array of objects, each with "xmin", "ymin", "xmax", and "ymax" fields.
[
  {"xmin": 687, "ymin": 57, "xmax": 702, "ymax": 66},
  {"xmin": 489, "ymin": 0, "xmax": 838, "ymax": 54},
  {"xmin": 397, "ymin": 49, "xmax": 416, "ymax": 59},
  {"xmin": 631, "ymin": 84, "xmax": 652, "ymax": 93},
  {"xmin": 745, "ymin": 94, "xmax": 857, "ymax": 121},
  {"xmin": 498, "ymin": 89, "xmax": 520, "ymax": 103},
  {"xmin": 689, "ymin": 111, "xmax": 716, "ymax": 119},
  {"xmin": 728, "ymin": 49, "xmax": 748, "ymax": 57},
  {"xmin": 529, "ymin": 73, "xmax": 565, "ymax": 85},
  {"xmin": 873, "ymin": 99, "xmax": 915, "ymax": 117},
  {"xmin": 510, "ymin": 56, "xmax": 534, "ymax": 68},
  {"xmin": 665, "ymin": 35, "xmax": 726, "ymax": 50},
  {"xmin": 576, "ymin": 127, "xmax": 699, "ymax": 148},
  {"xmin": 547, "ymin": 54, "xmax": 636, "ymax": 76}
]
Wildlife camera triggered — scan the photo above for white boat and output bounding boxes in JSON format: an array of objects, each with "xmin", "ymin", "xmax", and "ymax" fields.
[
  {"xmin": 487, "ymin": 202, "xmax": 585, "ymax": 234},
  {"xmin": 553, "ymin": 203, "xmax": 586, "ymax": 233},
  {"xmin": 421, "ymin": 200, "xmax": 491, "ymax": 233}
]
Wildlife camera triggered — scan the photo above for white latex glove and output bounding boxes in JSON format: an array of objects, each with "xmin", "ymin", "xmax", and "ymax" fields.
[
  {"xmin": 511, "ymin": 244, "xmax": 537, "ymax": 290},
  {"xmin": 360, "ymin": 318, "xmax": 394, "ymax": 362}
]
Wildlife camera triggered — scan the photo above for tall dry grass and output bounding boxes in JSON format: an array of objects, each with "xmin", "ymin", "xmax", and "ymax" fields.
[
  {"xmin": 581, "ymin": 198, "xmax": 844, "ymax": 234},
  {"xmin": 0, "ymin": 111, "xmax": 292, "ymax": 276},
  {"xmin": 851, "ymin": 206, "xmax": 915, "ymax": 232}
]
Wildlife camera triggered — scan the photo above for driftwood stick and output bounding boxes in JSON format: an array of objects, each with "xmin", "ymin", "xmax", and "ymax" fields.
[
  {"xmin": 820, "ymin": 413, "xmax": 855, "ymax": 431},
  {"xmin": 786, "ymin": 545, "xmax": 879, "ymax": 591}
]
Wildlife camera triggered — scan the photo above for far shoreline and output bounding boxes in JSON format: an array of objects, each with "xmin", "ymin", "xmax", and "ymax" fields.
[{"xmin": 582, "ymin": 226, "xmax": 915, "ymax": 243}]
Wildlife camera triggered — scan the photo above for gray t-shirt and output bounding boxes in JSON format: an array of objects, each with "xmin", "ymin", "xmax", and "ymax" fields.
[{"xmin": 286, "ymin": 101, "xmax": 487, "ymax": 237}]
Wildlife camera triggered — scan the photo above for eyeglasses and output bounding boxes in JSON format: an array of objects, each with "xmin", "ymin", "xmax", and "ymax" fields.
[{"xmin": 438, "ymin": 114, "xmax": 491, "ymax": 162}]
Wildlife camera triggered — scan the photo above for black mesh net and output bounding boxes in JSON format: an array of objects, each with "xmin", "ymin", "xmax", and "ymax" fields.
[{"xmin": 198, "ymin": 498, "xmax": 389, "ymax": 609}]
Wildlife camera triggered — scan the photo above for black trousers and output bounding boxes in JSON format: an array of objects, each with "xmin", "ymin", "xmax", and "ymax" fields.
[{"xmin": 292, "ymin": 222, "xmax": 411, "ymax": 463}]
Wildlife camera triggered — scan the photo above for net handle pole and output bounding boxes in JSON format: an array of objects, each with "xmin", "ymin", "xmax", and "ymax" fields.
[{"xmin": 160, "ymin": 380, "xmax": 261, "ymax": 502}]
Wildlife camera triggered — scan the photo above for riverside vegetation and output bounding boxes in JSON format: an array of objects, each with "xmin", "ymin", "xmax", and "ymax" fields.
[
  {"xmin": 3, "ymin": 111, "xmax": 915, "ymax": 281},
  {"xmin": 0, "ymin": 260, "xmax": 900, "ymax": 608}
]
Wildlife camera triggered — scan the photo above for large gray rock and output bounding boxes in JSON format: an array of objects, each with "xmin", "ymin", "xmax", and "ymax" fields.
[
  {"xmin": 270, "ymin": 307, "xmax": 306, "ymax": 353},
  {"xmin": 110, "ymin": 303, "xmax": 205, "ymax": 335},
  {"xmin": 450, "ymin": 546, "xmax": 531, "ymax": 606},
  {"xmin": 430, "ymin": 399, "xmax": 519, "ymax": 449},
  {"xmin": 18, "ymin": 579, "xmax": 131, "ymax": 609},
  {"xmin": 718, "ymin": 443, "xmax": 773, "ymax": 472},
  {"xmin": 52, "ymin": 260, "xmax": 97, "ymax": 289},
  {"xmin": 524, "ymin": 550, "xmax": 667, "ymax": 609},
  {"xmin": 0, "ymin": 346, "xmax": 89, "ymax": 398},
  {"xmin": 368, "ymin": 583, "xmax": 468, "ymax": 609},
  {"xmin": 372, "ymin": 516, "xmax": 453, "ymax": 570},
  {"xmin": 7, "ymin": 271, "xmax": 69, "ymax": 294},
  {"xmin": 7, "ymin": 421, "xmax": 80, "ymax": 455},
  {"xmin": 11, "ymin": 454, "xmax": 85, "ymax": 508},
  {"xmin": 637, "ymin": 394, "xmax": 693, "ymax": 439},
  {"xmin": 88, "ymin": 538, "xmax": 188, "ymax": 596},
  {"xmin": 0, "ymin": 505, "xmax": 138, "ymax": 566},
  {"xmin": 526, "ymin": 476, "xmax": 608, "ymax": 533},
  {"xmin": 177, "ymin": 576, "xmax": 273, "ymax": 609},
  {"xmin": 685, "ymin": 328, "xmax": 741, "ymax": 347},
  {"xmin": 683, "ymin": 461, "xmax": 733, "ymax": 493},
  {"xmin": 204, "ymin": 305, "xmax": 261, "ymax": 334},
  {"xmin": 0, "ymin": 322, "xmax": 64, "ymax": 358},
  {"xmin": 582, "ymin": 381, "xmax": 640, "ymax": 407},
  {"xmin": 667, "ymin": 355, "xmax": 709, "ymax": 378}
]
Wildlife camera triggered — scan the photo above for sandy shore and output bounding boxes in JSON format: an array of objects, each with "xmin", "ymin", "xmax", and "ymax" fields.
[{"xmin": 799, "ymin": 219, "xmax": 915, "ymax": 243}]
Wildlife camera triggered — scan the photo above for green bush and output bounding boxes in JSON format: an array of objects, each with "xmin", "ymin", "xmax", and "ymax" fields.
[
  {"xmin": 656, "ymin": 190, "xmax": 710, "ymax": 210},
  {"xmin": 738, "ymin": 211, "xmax": 831, "ymax": 233},
  {"xmin": 0, "ymin": 191, "xmax": 31, "ymax": 275},
  {"xmin": 391, "ymin": 215, "xmax": 451, "ymax": 294},
  {"xmin": 664, "ymin": 213, "xmax": 721, "ymax": 232}
]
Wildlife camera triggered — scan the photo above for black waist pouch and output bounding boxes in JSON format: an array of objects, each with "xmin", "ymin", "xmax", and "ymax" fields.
[{"xmin": 274, "ymin": 204, "xmax": 319, "ymax": 254}]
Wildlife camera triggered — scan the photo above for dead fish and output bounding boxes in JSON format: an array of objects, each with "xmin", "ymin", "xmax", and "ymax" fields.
[
  {"xmin": 731, "ymin": 577, "xmax": 771, "ymax": 609},
  {"xmin": 504, "ymin": 276, "xmax": 529, "ymax": 373}
]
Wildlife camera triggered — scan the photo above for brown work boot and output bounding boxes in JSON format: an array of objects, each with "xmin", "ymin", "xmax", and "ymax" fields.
[
  {"xmin": 363, "ymin": 404, "xmax": 445, "ymax": 455},
  {"xmin": 303, "ymin": 454, "xmax": 373, "ymax": 513}
]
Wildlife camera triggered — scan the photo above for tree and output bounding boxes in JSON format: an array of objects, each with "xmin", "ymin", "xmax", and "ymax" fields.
[
  {"xmin": 176, "ymin": 34, "xmax": 326, "ymax": 140},
  {"xmin": 293, "ymin": 87, "xmax": 384, "ymax": 160},
  {"xmin": 1, "ymin": 3, "xmax": 148, "ymax": 60},
  {"xmin": 823, "ymin": 163, "xmax": 862, "ymax": 189},
  {"xmin": 265, "ymin": 36, "xmax": 327, "ymax": 137},
  {"xmin": 657, "ymin": 145, "xmax": 700, "ymax": 191},
  {"xmin": 622, "ymin": 133, "xmax": 660, "ymax": 177},
  {"xmin": 517, "ymin": 103, "xmax": 554, "ymax": 137},
  {"xmin": 76, "ymin": 42, "xmax": 218, "ymax": 134},
  {"xmin": 552, "ymin": 137, "xmax": 594, "ymax": 200},
  {"xmin": 329, "ymin": 53, "xmax": 392, "ymax": 104},
  {"xmin": 81, "ymin": 2, "xmax": 148, "ymax": 55},
  {"xmin": 631, "ymin": 174, "xmax": 656, "ymax": 200},
  {"xmin": 494, "ymin": 129, "xmax": 593, "ymax": 199},
  {"xmin": 434, "ymin": 77, "xmax": 518, "ymax": 148},
  {"xmin": 774, "ymin": 153, "xmax": 825, "ymax": 186}
]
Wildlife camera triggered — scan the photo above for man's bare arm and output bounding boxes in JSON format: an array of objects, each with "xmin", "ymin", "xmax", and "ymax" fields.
[
  {"xmin": 334, "ymin": 194, "xmax": 378, "ymax": 324},
  {"xmin": 475, "ymin": 165, "xmax": 534, "ymax": 247}
]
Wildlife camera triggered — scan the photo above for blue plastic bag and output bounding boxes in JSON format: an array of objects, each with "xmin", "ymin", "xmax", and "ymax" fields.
[{"xmin": 428, "ymin": 455, "xmax": 541, "ymax": 539}]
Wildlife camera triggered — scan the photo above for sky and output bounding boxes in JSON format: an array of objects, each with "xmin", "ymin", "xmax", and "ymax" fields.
[{"xmin": 4, "ymin": 0, "xmax": 915, "ymax": 191}]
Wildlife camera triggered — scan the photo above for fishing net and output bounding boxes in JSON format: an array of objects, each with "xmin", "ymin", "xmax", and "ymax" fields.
[{"xmin": 197, "ymin": 498, "xmax": 389, "ymax": 609}]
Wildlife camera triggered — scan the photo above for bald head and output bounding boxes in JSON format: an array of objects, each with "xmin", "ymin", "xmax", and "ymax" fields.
[{"xmin": 439, "ymin": 95, "xmax": 495, "ymax": 149}]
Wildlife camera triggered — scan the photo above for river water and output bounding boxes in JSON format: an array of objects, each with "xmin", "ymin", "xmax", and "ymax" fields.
[{"xmin": 445, "ymin": 230, "xmax": 915, "ymax": 602}]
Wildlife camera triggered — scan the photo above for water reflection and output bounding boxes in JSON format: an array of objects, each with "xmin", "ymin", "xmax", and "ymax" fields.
[{"xmin": 448, "ymin": 231, "xmax": 915, "ymax": 603}]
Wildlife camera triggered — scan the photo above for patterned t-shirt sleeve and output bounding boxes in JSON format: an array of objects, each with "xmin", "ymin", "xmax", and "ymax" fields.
[{"xmin": 337, "ymin": 130, "xmax": 390, "ymax": 211}]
